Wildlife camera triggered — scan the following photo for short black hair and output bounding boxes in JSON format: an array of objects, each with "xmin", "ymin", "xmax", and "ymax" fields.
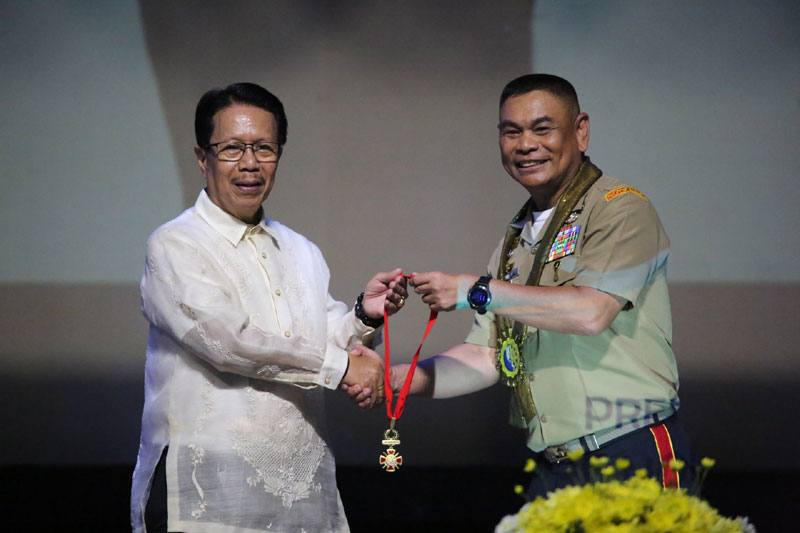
[
  {"xmin": 195, "ymin": 82, "xmax": 288, "ymax": 148},
  {"xmin": 500, "ymin": 74, "xmax": 580, "ymax": 119}
]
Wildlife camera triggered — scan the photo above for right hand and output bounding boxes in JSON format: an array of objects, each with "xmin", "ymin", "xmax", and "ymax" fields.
[{"xmin": 340, "ymin": 345, "xmax": 384, "ymax": 409}]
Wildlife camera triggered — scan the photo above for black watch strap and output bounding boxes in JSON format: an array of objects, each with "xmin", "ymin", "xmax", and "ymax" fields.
[
  {"xmin": 468, "ymin": 275, "xmax": 492, "ymax": 314},
  {"xmin": 354, "ymin": 292, "xmax": 384, "ymax": 328}
]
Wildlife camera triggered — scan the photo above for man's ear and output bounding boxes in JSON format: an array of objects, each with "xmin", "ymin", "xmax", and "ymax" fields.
[
  {"xmin": 575, "ymin": 112, "xmax": 590, "ymax": 153},
  {"xmin": 194, "ymin": 145, "xmax": 208, "ymax": 177}
]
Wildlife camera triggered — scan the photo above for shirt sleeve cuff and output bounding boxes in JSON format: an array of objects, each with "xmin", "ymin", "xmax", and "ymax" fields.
[
  {"xmin": 463, "ymin": 310, "xmax": 496, "ymax": 348},
  {"xmin": 318, "ymin": 344, "xmax": 349, "ymax": 390},
  {"xmin": 345, "ymin": 308, "xmax": 383, "ymax": 348}
]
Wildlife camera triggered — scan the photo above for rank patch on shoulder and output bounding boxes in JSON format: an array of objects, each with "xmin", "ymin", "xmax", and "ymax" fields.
[
  {"xmin": 547, "ymin": 225, "xmax": 580, "ymax": 262},
  {"xmin": 605, "ymin": 186, "xmax": 648, "ymax": 202}
]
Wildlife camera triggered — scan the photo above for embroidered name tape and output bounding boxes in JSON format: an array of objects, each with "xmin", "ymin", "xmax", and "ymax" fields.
[
  {"xmin": 547, "ymin": 225, "xmax": 580, "ymax": 262},
  {"xmin": 605, "ymin": 186, "xmax": 648, "ymax": 202}
]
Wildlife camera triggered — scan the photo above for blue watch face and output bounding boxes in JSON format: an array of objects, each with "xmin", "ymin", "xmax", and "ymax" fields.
[{"xmin": 469, "ymin": 288, "xmax": 489, "ymax": 306}]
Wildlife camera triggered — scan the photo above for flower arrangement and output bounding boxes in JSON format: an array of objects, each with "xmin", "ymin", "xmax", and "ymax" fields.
[{"xmin": 496, "ymin": 455, "xmax": 756, "ymax": 533}]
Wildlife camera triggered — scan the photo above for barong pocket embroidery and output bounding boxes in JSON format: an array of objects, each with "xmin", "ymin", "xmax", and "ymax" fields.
[{"xmin": 228, "ymin": 387, "xmax": 326, "ymax": 508}]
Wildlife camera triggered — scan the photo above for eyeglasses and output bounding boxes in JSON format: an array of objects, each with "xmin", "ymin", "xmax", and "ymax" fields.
[{"xmin": 207, "ymin": 140, "xmax": 281, "ymax": 162}]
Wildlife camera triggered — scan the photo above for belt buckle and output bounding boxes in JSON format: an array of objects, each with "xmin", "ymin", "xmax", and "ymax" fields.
[{"xmin": 543, "ymin": 444, "xmax": 569, "ymax": 463}]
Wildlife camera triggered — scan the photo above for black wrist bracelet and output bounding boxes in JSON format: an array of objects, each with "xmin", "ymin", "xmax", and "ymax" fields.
[{"xmin": 354, "ymin": 292, "xmax": 384, "ymax": 328}]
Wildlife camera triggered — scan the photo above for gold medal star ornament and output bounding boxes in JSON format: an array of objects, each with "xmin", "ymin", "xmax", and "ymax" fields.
[
  {"xmin": 495, "ymin": 328, "xmax": 538, "ymax": 424},
  {"xmin": 379, "ymin": 427, "xmax": 402, "ymax": 472},
  {"xmin": 497, "ymin": 328, "xmax": 522, "ymax": 381},
  {"xmin": 379, "ymin": 447, "xmax": 403, "ymax": 471}
]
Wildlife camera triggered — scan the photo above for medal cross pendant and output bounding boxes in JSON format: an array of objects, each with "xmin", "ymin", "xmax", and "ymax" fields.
[
  {"xmin": 380, "ymin": 447, "xmax": 403, "ymax": 472},
  {"xmin": 379, "ymin": 427, "xmax": 402, "ymax": 471}
]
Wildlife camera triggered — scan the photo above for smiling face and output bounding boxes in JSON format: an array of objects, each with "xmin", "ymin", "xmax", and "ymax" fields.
[
  {"xmin": 194, "ymin": 104, "xmax": 280, "ymax": 223},
  {"xmin": 498, "ymin": 90, "xmax": 589, "ymax": 209}
]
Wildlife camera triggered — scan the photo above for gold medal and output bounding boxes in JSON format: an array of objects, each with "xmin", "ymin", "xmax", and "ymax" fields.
[
  {"xmin": 379, "ymin": 426, "xmax": 402, "ymax": 471},
  {"xmin": 379, "ymin": 447, "xmax": 403, "ymax": 471},
  {"xmin": 496, "ymin": 328, "xmax": 522, "ymax": 384},
  {"xmin": 495, "ymin": 328, "xmax": 537, "ymax": 424},
  {"xmin": 498, "ymin": 335, "xmax": 521, "ymax": 380}
]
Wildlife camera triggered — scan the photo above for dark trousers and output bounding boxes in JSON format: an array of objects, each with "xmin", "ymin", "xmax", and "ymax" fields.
[
  {"xmin": 144, "ymin": 447, "xmax": 175, "ymax": 533},
  {"xmin": 527, "ymin": 413, "xmax": 696, "ymax": 499}
]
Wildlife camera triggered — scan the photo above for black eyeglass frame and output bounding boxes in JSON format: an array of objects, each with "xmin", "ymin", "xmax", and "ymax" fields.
[{"xmin": 205, "ymin": 140, "xmax": 283, "ymax": 162}]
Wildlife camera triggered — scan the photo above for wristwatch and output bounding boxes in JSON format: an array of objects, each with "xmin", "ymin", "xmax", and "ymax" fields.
[{"xmin": 467, "ymin": 275, "xmax": 492, "ymax": 314}]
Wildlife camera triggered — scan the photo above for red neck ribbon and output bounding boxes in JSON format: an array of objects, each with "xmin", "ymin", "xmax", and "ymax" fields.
[{"xmin": 383, "ymin": 276, "xmax": 438, "ymax": 422}]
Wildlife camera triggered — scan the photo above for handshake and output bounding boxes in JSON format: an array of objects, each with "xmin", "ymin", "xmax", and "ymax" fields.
[
  {"xmin": 339, "ymin": 268, "xmax": 477, "ymax": 408},
  {"xmin": 340, "ymin": 344, "xmax": 392, "ymax": 409}
]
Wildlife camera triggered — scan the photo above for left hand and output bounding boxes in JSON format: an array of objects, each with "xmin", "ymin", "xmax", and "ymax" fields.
[
  {"xmin": 410, "ymin": 271, "xmax": 477, "ymax": 312},
  {"xmin": 362, "ymin": 268, "xmax": 409, "ymax": 319}
]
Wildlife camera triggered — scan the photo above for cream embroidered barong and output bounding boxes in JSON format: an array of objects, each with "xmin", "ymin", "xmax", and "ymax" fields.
[{"xmin": 131, "ymin": 190, "xmax": 376, "ymax": 532}]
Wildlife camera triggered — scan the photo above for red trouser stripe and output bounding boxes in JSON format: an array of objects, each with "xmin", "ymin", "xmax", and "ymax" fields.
[{"xmin": 650, "ymin": 424, "xmax": 679, "ymax": 488}]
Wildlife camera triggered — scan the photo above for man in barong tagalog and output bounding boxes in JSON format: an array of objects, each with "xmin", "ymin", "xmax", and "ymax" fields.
[
  {"xmin": 130, "ymin": 82, "xmax": 407, "ymax": 532},
  {"xmin": 351, "ymin": 74, "xmax": 695, "ymax": 496}
]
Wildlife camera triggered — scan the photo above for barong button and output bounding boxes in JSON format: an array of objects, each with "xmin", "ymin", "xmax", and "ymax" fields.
[
  {"xmin": 541, "ymin": 415, "xmax": 550, "ymax": 423},
  {"xmin": 275, "ymin": 289, "xmax": 281, "ymax": 296},
  {"xmin": 261, "ymin": 252, "xmax": 266, "ymax": 258},
  {"xmin": 284, "ymin": 330, "xmax": 291, "ymax": 338},
  {"xmin": 325, "ymin": 377, "xmax": 331, "ymax": 385},
  {"xmin": 528, "ymin": 372, "xmax": 535, "ymax": 381}
]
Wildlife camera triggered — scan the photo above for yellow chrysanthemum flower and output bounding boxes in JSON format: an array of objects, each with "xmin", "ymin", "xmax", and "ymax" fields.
[
  {"xmin": 701, "ymin": 457, "xmax": 716, "ymax": 468},
  {"xmin": 567, "ymin": 449, "xmax": 585, "ymax": 462},
  {"xmin": 615, "ymin": 458, "xmax": 630, "ymax": 470},
  {"xmin": 669, "ymin": 458, "xmax": 685, "ymax": 471},
  {"xmin": 601, "ymin": 466, "xmax": 615, "ymax": 477},
  {"xmin": 523, "ymin": 458, "xmax": 536, "ymax": 473},
  {"xmin": 589, "ymin": 456, "xmax": 609, "ymax": 468},
  {"xmin": 514, "ymin": 484, "xmax": 524, "ymax": 495},
  {"xmin": 496, "ymin": 473, "xmax": 752, "ymax": 533},
  {"xmin": 634, "ymin": 468, "xmax": 648, "ymax": 478}
]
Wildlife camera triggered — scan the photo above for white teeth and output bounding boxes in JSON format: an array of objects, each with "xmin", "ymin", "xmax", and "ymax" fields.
[{"xmin": 518, "ymin": 161, "xmax": 541, "ymax": 168}]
